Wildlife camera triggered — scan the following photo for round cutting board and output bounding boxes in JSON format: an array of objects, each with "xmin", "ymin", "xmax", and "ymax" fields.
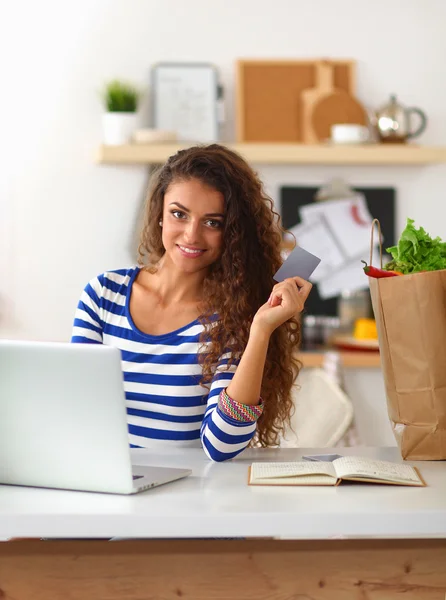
[
  {"xmin": 301, "ymin": 60, "xmax": 368, "ymax": 143},
  {"xmin": 312, "ymin": 90, "xmax": 368, "ymax": 141}
]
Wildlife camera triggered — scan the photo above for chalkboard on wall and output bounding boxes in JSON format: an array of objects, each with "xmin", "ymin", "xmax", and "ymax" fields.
[{"xmin": 280, "ymin": 186, "xmax": 396, "ymax": 317}]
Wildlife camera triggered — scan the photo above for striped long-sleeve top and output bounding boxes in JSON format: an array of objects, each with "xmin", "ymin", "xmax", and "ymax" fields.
[{"xmin": 71, "ymin": 267, "xmax": 262, "ymax": 461}]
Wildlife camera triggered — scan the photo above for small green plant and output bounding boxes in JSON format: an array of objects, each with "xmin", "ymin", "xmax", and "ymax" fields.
[{"xmin": 103, "ymin": 80, "xmax": 140, "ymax": 112}]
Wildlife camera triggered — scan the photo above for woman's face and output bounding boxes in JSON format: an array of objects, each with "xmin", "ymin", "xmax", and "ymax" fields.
[{"xmin": 161, "ymin": 178, "xmax": 225, "ymax": 274}]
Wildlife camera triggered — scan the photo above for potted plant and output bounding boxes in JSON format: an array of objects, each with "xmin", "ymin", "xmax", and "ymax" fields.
[{"xmin": 102, "ymin": 80, "xmax": 141, "ymax": 145}]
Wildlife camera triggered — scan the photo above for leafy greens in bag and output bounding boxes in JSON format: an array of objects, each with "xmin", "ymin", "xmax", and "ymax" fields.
[{"xmin": 384, "ymin": 218, "xmax": 446, "ymax": 274}]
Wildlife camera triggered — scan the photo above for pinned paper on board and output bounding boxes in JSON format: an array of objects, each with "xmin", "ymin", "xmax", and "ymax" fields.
[
  {"xmin": 298, "ymin": 195, "xmax": 380, "ymax": 260},
  {"xmin": 289, "ymin": 194, "xmax": 384, "ymax": 299},
  {"xmin": 280, "ymin": 184, "xmax": 396, "ymax": 314},
  {"xmin": 318, "ymin": 247, "xmax": 382, "ymax": 299},
  {"xmin": 288, "ymin": 217, "xmax": 345, "ymax": 284}
]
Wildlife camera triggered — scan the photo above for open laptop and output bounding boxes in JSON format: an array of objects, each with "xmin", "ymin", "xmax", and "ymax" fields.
[{"xmin": 0, "ymin": 340, "xmax": 191, "ymax": 494}]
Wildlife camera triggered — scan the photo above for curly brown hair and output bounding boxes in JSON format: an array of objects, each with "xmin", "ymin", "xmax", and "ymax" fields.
[{"xmin": 138, "ymin": 144, "xmax": 301, "ymax": 447}]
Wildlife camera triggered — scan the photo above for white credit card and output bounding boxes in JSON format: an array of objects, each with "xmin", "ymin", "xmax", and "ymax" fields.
[{"xmin": 273, "ymin": 245, "xmax": 321, "ymax": 283}]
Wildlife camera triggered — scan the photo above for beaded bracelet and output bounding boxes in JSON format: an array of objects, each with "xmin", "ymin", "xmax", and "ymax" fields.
[{"xmin": 218, "ymin": 388, "xmax": 263, "ymax": 423}]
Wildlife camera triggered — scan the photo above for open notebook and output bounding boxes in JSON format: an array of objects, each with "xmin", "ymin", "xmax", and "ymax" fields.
[{"xmin": 249, "ymin": 456, "xmax": 426, "ymax": 487}]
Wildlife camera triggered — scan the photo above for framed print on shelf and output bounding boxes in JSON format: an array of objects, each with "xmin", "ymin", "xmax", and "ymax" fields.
[{"xmin": 151, "ymin": 62, "xmax": 221, "ymax": 143}]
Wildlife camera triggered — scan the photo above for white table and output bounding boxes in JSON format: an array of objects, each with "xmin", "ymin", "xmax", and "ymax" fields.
[{"xmin": 1, "ymin": 446, "xmax": 446, "ymax": 599}]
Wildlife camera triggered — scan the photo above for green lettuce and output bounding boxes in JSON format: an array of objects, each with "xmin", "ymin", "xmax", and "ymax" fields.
[{"xmin": 384, "ymin": 218, "xmax": 446, "ymax": 274}]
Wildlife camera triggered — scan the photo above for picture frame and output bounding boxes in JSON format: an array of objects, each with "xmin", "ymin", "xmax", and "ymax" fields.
[{"xmin": 151, "ymin": 62, "xmax": 221, "ymax": 143}]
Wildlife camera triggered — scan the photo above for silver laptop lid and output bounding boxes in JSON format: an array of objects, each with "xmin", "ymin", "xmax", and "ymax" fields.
[{"xmin": 0, "ymin": 340, "xmax": 135, "ymax": 494}]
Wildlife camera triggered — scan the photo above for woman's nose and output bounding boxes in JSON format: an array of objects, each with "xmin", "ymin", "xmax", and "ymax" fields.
[{"xmin": 184, "ymin": 219, "xmax": 201, "ymax": 243}]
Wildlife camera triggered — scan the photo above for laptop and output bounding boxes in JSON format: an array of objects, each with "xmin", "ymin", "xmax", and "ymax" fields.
[{"xmin": 0, "ymin": 340, "xmax": 192, "ymax": 494}]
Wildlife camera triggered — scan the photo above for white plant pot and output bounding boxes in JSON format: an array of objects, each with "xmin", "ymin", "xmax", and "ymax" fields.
[{"xmin": 102, "ymin": 112, "xmax": 137, "ymax": 145}]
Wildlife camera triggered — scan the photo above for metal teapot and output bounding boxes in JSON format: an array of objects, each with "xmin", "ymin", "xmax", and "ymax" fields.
[{"xmin": 374, "ymin": 95, "xmax": 427, "ymax": 143}]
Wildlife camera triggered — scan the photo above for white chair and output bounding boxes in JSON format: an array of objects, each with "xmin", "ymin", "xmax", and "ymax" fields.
[{"xmin": 281, "ymin": 367, "xmax": 354, "ymax": 448}]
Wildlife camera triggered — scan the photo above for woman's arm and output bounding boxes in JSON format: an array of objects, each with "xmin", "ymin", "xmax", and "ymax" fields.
[
  {"xmin": 200, "ymin": 352, "xmax": 259, "ymax": 462},
  {"xmin": 225, "ymin": 276, "xmax": 312, "ymax": 406},
  {"xmin": 223, "ymin": 325, "xmax": 269, "ymax": 406},
  {"xmin": 201, "ymin": 276, "xmax": 312, "ymax": 461}
]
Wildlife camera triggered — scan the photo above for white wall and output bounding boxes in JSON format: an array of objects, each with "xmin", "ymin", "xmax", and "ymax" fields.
[
  {"xmin": 2, "ymin": 0, "xmax": 444, "ymax": 443},
  {"xmin": 2, "ymin": 0, "xmax": 446, "ymax": 340}
]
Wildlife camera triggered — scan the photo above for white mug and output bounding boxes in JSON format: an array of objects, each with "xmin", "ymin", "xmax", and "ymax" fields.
[{"xmin": 330, "ymin": 124, "xmax": 370, "ymax": 144}]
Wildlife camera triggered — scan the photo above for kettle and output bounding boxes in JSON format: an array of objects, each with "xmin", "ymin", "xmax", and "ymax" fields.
[{"xmin": 374, "ymin": 95, "xmax": 427, "ymax": 143}]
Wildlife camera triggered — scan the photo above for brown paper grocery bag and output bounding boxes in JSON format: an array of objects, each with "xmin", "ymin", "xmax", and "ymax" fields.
[{"xmin": 368, "ymin": 220, "xmax": 446, "ymax": 460}]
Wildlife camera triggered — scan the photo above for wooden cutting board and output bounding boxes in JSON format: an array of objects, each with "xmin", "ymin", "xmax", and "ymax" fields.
[{"xmin": 301, "ymin": 60, "xmax": 367, "ymax": 143}]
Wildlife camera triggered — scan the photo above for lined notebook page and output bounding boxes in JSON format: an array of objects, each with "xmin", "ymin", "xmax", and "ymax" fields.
[
  {"xmin": 251, "ymin": 461, "xmax": 337, "ymax": 480},
  {"xmin": 334, "ymin": 456, "xmax": 422, "ymax": 484},
  {"xmin": 250, "ymin": 474, "xmax": 336, "ymax": 486}
]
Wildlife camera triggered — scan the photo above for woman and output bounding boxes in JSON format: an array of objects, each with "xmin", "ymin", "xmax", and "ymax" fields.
[{"xmin": 72, "ymin": 144, "xmax": 312, "ymax": 461}]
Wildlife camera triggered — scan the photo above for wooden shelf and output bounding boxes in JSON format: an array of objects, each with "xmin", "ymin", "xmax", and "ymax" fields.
[
  {"xmin": 96, "ymin": 142, "xmax": 446, "ymax": 166},
  {"xmin": 300, "ymin": 351, "xmax": 381, "ymax": 369}
]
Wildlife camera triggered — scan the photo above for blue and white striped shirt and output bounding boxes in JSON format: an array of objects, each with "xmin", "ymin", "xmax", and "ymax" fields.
[{"xmin": 71, "ymin": 267, "xmax": 258, "ymax": 461}]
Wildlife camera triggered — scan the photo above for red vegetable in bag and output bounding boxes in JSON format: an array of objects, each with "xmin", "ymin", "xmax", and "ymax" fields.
[{"xmin": 362, "ymin": 261, "xmax": 401, "ymax": 278}]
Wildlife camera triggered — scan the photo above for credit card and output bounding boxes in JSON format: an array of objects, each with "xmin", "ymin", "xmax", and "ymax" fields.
[
  {"xmin": 273, "ymin": 245, "xmax": 321, "ymax": 282},
  {"xmin": 302, "ymin": 454, "xmax": 343, "ymax": 462}
]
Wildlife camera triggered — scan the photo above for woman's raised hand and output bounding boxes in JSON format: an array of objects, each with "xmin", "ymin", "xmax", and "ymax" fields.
[{"xmin": 252, "ymin": 277, "xmax": 313, "ymax": 335}]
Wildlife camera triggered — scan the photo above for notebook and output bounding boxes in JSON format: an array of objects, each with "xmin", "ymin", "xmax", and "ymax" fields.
[{"xmin": 248, "ymin": 456, "xmax": 425, "ymax": 487}]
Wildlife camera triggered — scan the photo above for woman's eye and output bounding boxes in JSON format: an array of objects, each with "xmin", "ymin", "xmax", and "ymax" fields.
[
  {"xmin": 171, "ymin": 210, "xmax": 186, "ymax": 219},
  {"xmin": 206, "ymin": 219, "xmax": 223, "ymax": 229}
]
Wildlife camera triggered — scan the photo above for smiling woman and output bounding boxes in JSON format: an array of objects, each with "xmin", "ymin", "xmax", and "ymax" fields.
[
  {"xmin": 71, "ymin": 144, "xmax": 313, "ymax": 461},
  {"xmin": 161, "ymin": 178, "xmax": 225, "ymax": 273}
]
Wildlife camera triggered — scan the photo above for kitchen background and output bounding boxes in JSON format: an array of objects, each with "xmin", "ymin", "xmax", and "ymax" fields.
[{"xmin": 2, "ymin": 0, "xmax": 446, "ymax": 447}]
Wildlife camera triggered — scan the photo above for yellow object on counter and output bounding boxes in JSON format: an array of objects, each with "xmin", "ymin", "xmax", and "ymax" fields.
[{"xmin": 353, "ymin": 318, "xmax": 378, "ymax": 340}]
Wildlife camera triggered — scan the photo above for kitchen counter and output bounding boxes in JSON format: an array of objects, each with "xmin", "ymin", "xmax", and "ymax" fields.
[
  {"xmin": 300, "ymin": 349, "xmax": 380, "ymax": 368},
  {"xmin": 0, "ymin": 446, "xmax": 443, "ymax": 540},
  {"xmin": 1, "ymin": 446, "xmax": 445, "ymax": 598}
]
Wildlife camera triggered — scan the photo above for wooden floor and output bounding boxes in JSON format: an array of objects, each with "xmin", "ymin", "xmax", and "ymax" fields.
[{"xmin": 1, "ymin": 539, "xmax": 446, "ymax": 599}]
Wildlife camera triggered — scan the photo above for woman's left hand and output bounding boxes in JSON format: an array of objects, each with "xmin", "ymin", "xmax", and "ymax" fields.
[{"xmin": 252, "ymin": 277, "xmax": 312, "ymax": 335}]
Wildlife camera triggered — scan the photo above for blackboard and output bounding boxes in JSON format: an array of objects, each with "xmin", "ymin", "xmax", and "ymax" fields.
[{"xmin": 280, "ymin": 186, "xmax": 396, "ymax": 316}]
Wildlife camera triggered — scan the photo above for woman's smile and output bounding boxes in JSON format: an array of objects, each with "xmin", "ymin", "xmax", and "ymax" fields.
[{"xmin": 177, "ymin": 244, "xmax": 206, "ymax": 258}]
